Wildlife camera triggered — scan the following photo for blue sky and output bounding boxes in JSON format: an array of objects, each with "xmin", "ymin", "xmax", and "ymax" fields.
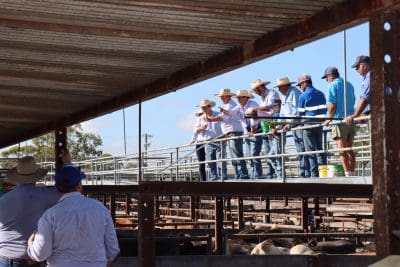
[{"xmin": 81, "ymin": 23, "xmax": 369, "ymax": 156}]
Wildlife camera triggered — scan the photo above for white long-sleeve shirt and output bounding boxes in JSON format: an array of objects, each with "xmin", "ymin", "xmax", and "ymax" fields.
[{"xmin": 27, "ymin": 192, "xmax": 119, "ymax": 267}]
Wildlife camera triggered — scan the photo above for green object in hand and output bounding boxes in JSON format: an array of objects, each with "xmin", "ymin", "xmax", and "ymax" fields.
[{"xmin": 261, "ymin": 121, "xmax": 270, "ymax": 133}]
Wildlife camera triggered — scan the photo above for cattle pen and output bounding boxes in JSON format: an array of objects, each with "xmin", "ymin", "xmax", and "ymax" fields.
[{"xmin": 0, "ymin": 1, "xmax": 399, "ymax": 267}]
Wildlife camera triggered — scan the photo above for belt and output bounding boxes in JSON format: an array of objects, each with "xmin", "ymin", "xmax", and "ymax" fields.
[
  {"xmin": 0, "ymin": 255, "xmax": 37, "ymax": 265},
  {"xmin": 225, "ymin": 131, "xmax": 243, "ymax": 137}
]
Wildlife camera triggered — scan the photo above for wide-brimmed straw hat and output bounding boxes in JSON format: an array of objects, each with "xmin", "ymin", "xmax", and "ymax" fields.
[
  {"xmin": 197, "ymin": 99, "xmax": 216, "ymax": 108},
  {"xmin": 273, "ymin": 77, "xmax": 295, "ymax": 88},
  {"xmin": 233, "ymin": 90, "xmax": 254, "ymax": 99},
  {"xmin": 7, "ymin": 156, "xmax": 48, "ymax": 184},
  {"xmin": 251, "ymin": 79, "xmax": 271, "ymax": 91},
  {"xmin": 214, "ymin": 88, "xmax": 235, "ymax": 97}
]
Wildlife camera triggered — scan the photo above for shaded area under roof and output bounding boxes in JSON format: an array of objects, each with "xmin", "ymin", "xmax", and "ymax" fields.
[{"xmin": 0, "ymin": 0, "xmax": 399, "ymax": 148}]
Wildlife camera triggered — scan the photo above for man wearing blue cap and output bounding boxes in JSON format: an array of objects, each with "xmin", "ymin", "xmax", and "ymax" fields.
[
  {"xmin": 345, "ymin": 55, "xmax": 371, "ymax": 124},
  {"xmin": 322, "ymin": 67, "xmax": 357, "ymax": 177},
  {"xmin": 27, "ymin": 166, "xmax": 119, "ymax": 267}
]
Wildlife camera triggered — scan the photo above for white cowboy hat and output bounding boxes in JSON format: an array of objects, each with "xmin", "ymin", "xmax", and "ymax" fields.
[
  {"xmin": 194, "ymin": 108, "xmax": 203, "ymax": 117},
  {"xmin": 233, "ymin": 89, "xmax": 254, "ymax": 99},
  {"xmin": 197, "ymin": 99, "xmax": 216, "ymax": 108},
  {"xmin": 214, "ymin": 88, "xmax": 235, "ymax": 97},
  {"xmin": 273, "ymin": 77, "xmax": 295, "ymax": 87},
  {"xmin": 251, "ymin": 79, "xmax": 271, "ymax": 91},
  {"xmin": 7, "ymin": 156, "xmax": 48, "ymax": 184}
]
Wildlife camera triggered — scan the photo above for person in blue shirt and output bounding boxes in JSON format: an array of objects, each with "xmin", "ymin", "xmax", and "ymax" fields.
[
  {"xmin": 345, "ymin": 55, "xmax": 371, "ymax": 124},
  {"xmin": 322, "ymin": 67, "xmax": 356, "ymax": 177},
  {"xmin": 0, "ymin": 156, "xmax": 60, "ymax": 267},
  {"xmin": 297, "ymin": 74, "xmax": 327, "ymax": 177}
]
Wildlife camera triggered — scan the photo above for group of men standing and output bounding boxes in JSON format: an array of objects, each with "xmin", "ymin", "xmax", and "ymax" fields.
[{"xmin": 191, "ymin": 55, "xmax": 371, "ymax": 180}]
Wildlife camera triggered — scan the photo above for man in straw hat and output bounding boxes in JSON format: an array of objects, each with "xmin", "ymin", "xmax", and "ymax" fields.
[
  {"xmin": 248, "ymin": 79, "xmax": 281, "ymax": 178},
  {"xmin": 190, "ymin": 107, "xmax": 207, "ymax": 181},
  {"xmin": 233, "ymin": 89, "xmax": 263, "ymax": 179},
  {"xmin": 205, "ymin": 88, "xmax": 249, "ymax": 179},
  {"xmin": 274, "ymin": 77, "xmax": 309, "ymax": 178},
  {"xmin": 321, "ymin": 67, "xmax": 356, "ymax": 177},
  {"xmin": 27, "ymin": 166, "xmax": 119, "ymax": 266},
  {"xmin": 192, "ymin": 99, "xmax": 224, "ymax": 181},
  {"xmin": 0, "ymin": 156, "xmax": 60, "ymax": 267}
]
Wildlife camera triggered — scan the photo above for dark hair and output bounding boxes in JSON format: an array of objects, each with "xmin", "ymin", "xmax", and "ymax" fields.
[{"xmin": 56, "ymin": 182, "xmax": 80, "ymax": 193}]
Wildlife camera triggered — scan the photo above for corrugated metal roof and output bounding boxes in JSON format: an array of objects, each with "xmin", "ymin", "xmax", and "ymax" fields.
[{"xmin": 0, "ymin": 0, "xmax": 398, "ymax": 147}]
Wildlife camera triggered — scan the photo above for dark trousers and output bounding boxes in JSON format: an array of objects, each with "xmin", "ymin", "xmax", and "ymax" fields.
[{"xmin": 196, "ymin": 144, "xmax": 207, "ymax": 181}]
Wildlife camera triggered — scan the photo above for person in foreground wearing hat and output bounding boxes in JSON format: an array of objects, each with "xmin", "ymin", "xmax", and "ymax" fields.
[
  {"xmin": 194, "ymin": 99, "xmax": 224, "ymax": 181},
  {"xmin": 205, "ymin": 88, "xmax": 249, "ymax": 179},
  {"xmin": 190, "ymin": 108, "xmax": 207, "ymax": 181},
  {"xmin": 274, "ymin": 77, "xmax": 308, "ymax": 178},
  {"xmin": 297, "ymin": 74, "xmax": 327, "ymax": 177},
  {"xmin": 322, "ymin": 67, "xmax": 356, "ymax": 177},
  {"xmin": 234, "ymin": 89, "xmax": 263, "ymax": 179},
  {"xmin": 345, "ymin": 55, "xmax": 371, "ymax": 124},
  {"xmin": 27, "ymin": 166, "xmax": 120, "ymax": 267},
  {"xmin": 0, "ymin": 156, "xmax": 60, "ymax": 267},
  {"xmin": 247, "ymin": 79, "xmax": 281, "ymax": 178}
]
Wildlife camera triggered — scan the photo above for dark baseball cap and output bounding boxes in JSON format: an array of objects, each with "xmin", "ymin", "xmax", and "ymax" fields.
[
  {"xmin": 321, "ymin": 67, "xmax": 339, "ymax": 79},
  {"xmin": 55, "ymin": 166, "xmax": 85, "ymax": 190},
  {"xmin": 351, "ymin": 55, "xmax": 370, "ymax": 68}
]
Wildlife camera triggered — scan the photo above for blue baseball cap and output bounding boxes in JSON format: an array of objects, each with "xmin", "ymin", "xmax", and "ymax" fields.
[{"xmin": 55, "ymin": 166, "xmax": 85, "ymax": 190}]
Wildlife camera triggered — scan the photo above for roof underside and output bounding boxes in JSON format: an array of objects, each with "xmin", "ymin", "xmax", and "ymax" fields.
[{"xmin": 0, "ymin": 0, "xmax": 399, "ymax": 148}]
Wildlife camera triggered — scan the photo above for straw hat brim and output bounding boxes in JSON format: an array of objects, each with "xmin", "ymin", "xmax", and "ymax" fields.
[
  {"xmin": 7, "ymin": 167, "xmax": 48, "ymax": 184},
  {"xmin": 214, "ymin": 92, "xmax": 235, "ymax": 97},
  {"xmin": 233, "ymin": 94, "xmax": 255, "ymax": 99},
  {"xmin": 273, "ymin": 82, "xmax": 295, "ymax": 88},
  {"xmin": 197, "ymin": 101, "xmax": 216, "ymax": 108},
  {"xmin": 251, "ymin": 81, "xmax": 271, "ymax": 90}
]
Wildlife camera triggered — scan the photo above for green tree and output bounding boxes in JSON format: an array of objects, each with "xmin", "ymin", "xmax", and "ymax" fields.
[{"xmin": 0, "ymin": 124, "xmax": 104, "ymax": 164}]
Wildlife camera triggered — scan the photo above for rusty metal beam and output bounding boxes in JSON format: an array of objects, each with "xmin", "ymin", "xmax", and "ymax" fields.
[
  {"xmin": 370, "ymin": 8, "xmax": 400, "ymax": 259},
  {"xmin": 2, "ymin": 0, "xmax": 400, "ymax": 149},
  {"xmin": 237, "ymin": 197, "xmax": 244, "ymax": 229},
  {"xmin": 214, "ymin": 196, "xmax": 224, "ymax": 255},
  {"xmin": 139, "ymin": 182, "xmax": 372, "ymax": 198}
]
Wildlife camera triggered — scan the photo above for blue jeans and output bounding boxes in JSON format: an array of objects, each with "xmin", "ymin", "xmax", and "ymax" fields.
[
  {"xmin": 227, "ymin": 133, "xmax": 249, "ymax": 179},
  {"xmin": 268, "ymin": 134, "xmax": 283, "ymax": 178},
  {"xmin": 217, "ymin": 141, "xmax": 228, "ymax": 180},
  {"xmin": 245, "ymin": 135, "xmax": 263, "ymax": 178},
  {"xmin": 303, "ymin": 126, "xmax": 325, "ymax": 177},
  {"xmin": 262, "ymin": 136, "xmax": 275, "ymax": 178},
  {"xmin": 206, "ymin": 141, "xmax": 220, "ymax": 180},
  {"xmin": 0, "ymin": 258, "xmax": 40, "ymax": 267},
  {"xmin": 293, "ymin": 129, "xmax": 310, "ymax": 178},
  {"xmin": 195, "ymin": 144, "xmax": 206, "ymax": 181}
]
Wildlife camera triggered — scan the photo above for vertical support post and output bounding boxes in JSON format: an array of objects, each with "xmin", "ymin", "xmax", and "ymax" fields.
[
  {"xmin": 226, "ymin": 197, "xmax": 232, "ymax": 221},
  {"xmin": 54, "ymin": 127, "xmax": 67, "ymax": 171},
  {"xmin": 190, "ymin": 196, "xmax": 196, "ymax": 221},
  {"xmin": 138, "ymin": 194, "xmax": 155, "ymax": 267},
  {"xmin": 280, "ymin": 133, "xmax": 286, "ymax": 181},
  {"xmin": 301, "ymin": 198, "xmax": 308, "ymax": 232},
  {"xmin": 214, "ymin": 196, "xmax": 224, "ymax": 255},
  {"xmin": 110, "ymin": 192, "xmax": 116, "ymax": 224},
  {"xmin": 237, "ymin": 197, "xmax": 244, "ymax": 229},
  {"xmin": 175, "ymin": 147, "xmax": 179, "ymax": 181},
  {"xmin": 138, "ymin": 101, "xmax": 142, "ymax": 182},
  {"xmin": 154, "ymin": 196, "xmax": 160, "ymax": 219},
  {"xmin": 265, "ymin": 197, "xmax": 271, "ymax": 223},
  {"xmin": 370, "ymin": 10, "xmax": 400, "ymax": 259},
  {"xmin": 314, "ymin": 197, "xmax": 320, "ymax": 230},
  {"xmin": 125, "ymin": 194, "xmax": 131, "ymax": 216}
]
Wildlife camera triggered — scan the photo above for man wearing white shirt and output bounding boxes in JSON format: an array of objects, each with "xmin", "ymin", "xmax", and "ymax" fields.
[
  {"xmin": 248, "ymin": 79, "xmax": 281, "ymax": 179},
  {"xmin": 206, "ymin": 89, "xmax": 249, "ymax": 179},
  {"xmin": 27, "ymin": 166, "xmax": 119, "ymax": 267}
]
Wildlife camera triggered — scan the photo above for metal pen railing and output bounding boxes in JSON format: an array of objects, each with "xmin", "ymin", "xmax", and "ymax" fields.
[{"xmin": 38, "ymin": 116, "xmax": 371, "ymax": 185}]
